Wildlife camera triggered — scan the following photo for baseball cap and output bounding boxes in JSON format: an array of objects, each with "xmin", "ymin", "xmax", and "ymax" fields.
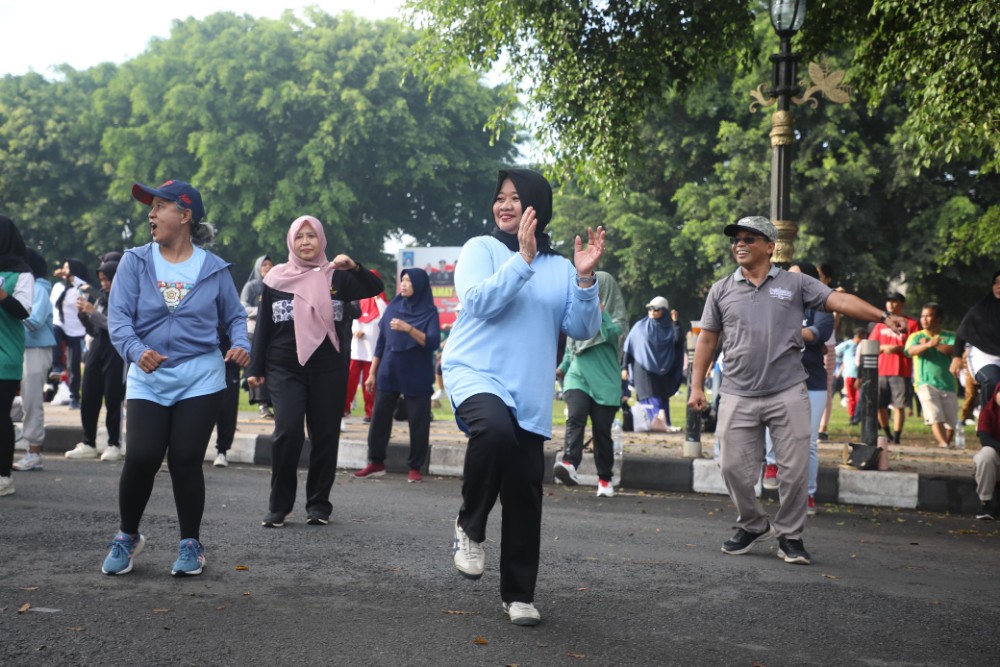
[
  {"xmin": 646, "ymin": 296, "xmax": 670, "ymax": 311},
  {"xmin": 131, "ymin": 179, "xmax": 205, "ymax": 223},
  {"xmin": 886, "ymin": 291, "xmax": 906, "ymax": 302},
  {"xmin": 723, "ymin": 215, "xmax": 776, "ymax": 242}
]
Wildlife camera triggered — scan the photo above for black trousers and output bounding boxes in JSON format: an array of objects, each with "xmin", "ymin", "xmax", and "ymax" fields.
[
  {"xmin": 456, "ymin": 393, "xmax": 544, "ymax": 604},
  {"xmin": 64, "ymin": 334, "xmax": 84, "ymax": 401},
  {"xmin": 266, "ymin": 360, "xmax": 347, "ymax": 520},
  {"xmin": 80, "ymin": 355, "xmax": 125, "ymax": 447},
  {"xmin": 118, "ymin": 392, "xmax": 223, "ymax": 540},
  {"xmin": 215, "ymin": 362, "xmax": 241, "ymax": 453},
  {"xmin": 366, "ymin": 390, "xmax": 431, "ymax": 470},
  {"xmin": 561, "ymin": 389, "xmax": 617, "ymax": 482},
  {"xmin": 0, "ymin": 379, "xmax": 18, "ymax": 476}
]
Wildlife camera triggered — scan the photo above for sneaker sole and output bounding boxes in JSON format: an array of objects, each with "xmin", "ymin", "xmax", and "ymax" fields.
[
  {"xmin": 171, "ymin": 564, "xmax": 204, "ymax": 576},
  {"xmin": 761, "ymin": 481, "xmax": 779, "ymax": 490},
  {"xmin": 552, "ymin": 465, "xmax": 579, "ymax": 486},
  {"xmin": 306, "ymin": 516, "xmax": 329, "ymax": 525},
  {"xmin": 510, "ymin": 615, "xmax": 540, "ymax": 627},
  {"xmin": 354, "ymin": 470, "xmax": 386, "ymax": 478},
  {"xmin": 975, "ymin": 514, "xmax": 995, "ymax": 521},
  {"xmin": 777, "ymin": 549, "xmax": 811, "ymax": 565},
  {"xmin": 455, "ymin": 563, "xmax": 484, "ymax": 580},
  {"xmin": 12, "ymin": 465, "xmax": 43, "ymax": 471},
  {"xmin": 721, "ymin": 526, "xmax": 775, "ymax": 555},
  {"xmin": 262, "ymin": 521, "xmax": 285, "ymax": 528}
]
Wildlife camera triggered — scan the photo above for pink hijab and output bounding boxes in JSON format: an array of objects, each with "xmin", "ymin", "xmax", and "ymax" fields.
[{"xmin": 264, "ymin": 215, "xmax": 339, "ymax": 365}]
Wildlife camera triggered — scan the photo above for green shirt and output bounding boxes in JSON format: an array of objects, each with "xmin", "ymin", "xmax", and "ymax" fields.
[
  {"xmin": 558, "ymin": 310, "xmax": 622, "ymax": 406},
  {"xmin": 905, "ymin": 328, "xmax": 957, "ymax": 392},
  {"xmin": 1, "ymin": 270, "xmax": 27, "ymax": 380}
]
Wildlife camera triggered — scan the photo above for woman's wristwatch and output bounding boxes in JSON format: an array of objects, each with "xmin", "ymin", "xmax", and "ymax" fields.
[
  {"xmin": 576, "ymin": 273, "xmax": 596, "ymax": 286},
  {"xmin": 880, "ymin": 310, "xmax": 891, "ymax": 322}
]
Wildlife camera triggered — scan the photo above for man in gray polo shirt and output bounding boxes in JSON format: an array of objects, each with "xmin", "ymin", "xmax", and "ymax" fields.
[{"xmin": 688, "ymin": 216, "xmax": 909, "ymax": 565}]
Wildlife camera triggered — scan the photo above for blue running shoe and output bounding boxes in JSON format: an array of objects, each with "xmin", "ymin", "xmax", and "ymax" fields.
[
  {"xmin": 102, "ymin": 532, "xmax": 145, "ymax": 575},
  {"xmin": 171, "ymin": 538, "xmax": 206, "ymax": 576}
]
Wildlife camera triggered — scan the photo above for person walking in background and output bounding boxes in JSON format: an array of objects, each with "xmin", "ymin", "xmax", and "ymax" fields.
[
  {"xmin": 55, "ymin": 258, "xmax": 90, "ymax": 409},
  {"xmin": 553, "ymin": 270, "xmax": 627, "ymax": 497},
  {"xmin": 241, "ymin": 255, "xmax": 274, "ymax": 419},
  {"xmin": 906, "ymin": 303, "xmax": 958, "ymax": 448},
  {"xmin": 12, "ymin": 249, "xmax": 55, "ymax": 472},
  {"xmin": 950, "ymin": 271, "xmax": 1000, "ymax": 412},
  {"xmin": 103, "ymin": 179, "xmax": 249, "ymax": 576},
  {"xmin": 689, "ymin": 216, "xmax": 910, "ymax": 566},
  {"xmin": 0, "ymin": 215, "xmax": 34, "ymax": 497},
  {"xmin": 973, "ymin": 383, "xmax": 1000, "ymax": 520},
  {"xmin": 869, "ymin": 292, "xmax": 920, "ymax": 444},
  {"xmin": 443, "ymin": 168, "xmax": 604, "ymax": 626},
  {"xmin": 816, "ymin": 263, "xmax": 841, "ymax": 441},
  {"xmin": 246, "ymin": 215, "xmax": 383, "ymax": 528},
  {"xmin": 64, "ymin": 260, "xmax": 126, "ymax": 462},
  {"xmin": 212, "ymin": 325, "xmax": 241, "ymax": 468},
  {"xmin": 354, "ymin": 268, "xmax": 440, "ymax": 482},
  {"xmin": 345, "ymin": 270, "xmax": 388, "ymax": 423},
  {"xmin": 621, "ymin": 296, "xmax": 685, "ymax": 431},
  {"xmin": 835, "ymin": 327, "xmax": 866, "ymax": 426}
]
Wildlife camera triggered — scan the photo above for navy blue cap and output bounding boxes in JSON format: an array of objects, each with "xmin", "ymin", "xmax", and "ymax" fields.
[{"xmin": 131, "ymin": 179, "xmax": 205, "ymax": 223}]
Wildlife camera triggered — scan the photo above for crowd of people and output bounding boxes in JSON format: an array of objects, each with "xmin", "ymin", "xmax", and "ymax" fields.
[{"xmin": 1, "ymin": 172, "xmax": 997, "ymax": 627}]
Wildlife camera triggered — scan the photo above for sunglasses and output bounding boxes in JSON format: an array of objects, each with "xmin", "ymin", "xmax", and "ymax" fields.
[{"xmin": 729, "ymin": 235, "xmax": 763, "ymax": 245}]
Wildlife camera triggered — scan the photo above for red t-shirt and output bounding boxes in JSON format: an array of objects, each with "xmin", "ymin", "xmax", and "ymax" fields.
[{"xmin": 869, "ymin": 318, "xmax": 920, "ymax": 377}]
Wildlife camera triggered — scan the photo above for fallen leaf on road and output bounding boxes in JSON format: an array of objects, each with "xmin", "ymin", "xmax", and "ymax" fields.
[
  {"xmin": 243, "ymin": 592, "xmax": 252, "ymax": 596},
  {"xmin": 442, "ymin": 609, "xmax": 478, "ymax": 615},
  {"xmin": 235, "ymin": 565, "xmax": 249, "ymax": 571},
  {"xmin": 153, "ymin": 608, "xmax": 170, "ymax": 613},
  {"xmin": 472, "ymin": 636, "xmax": 489, "ymax": 645},
  {"xmin": 18, "ymin": 603, "xmax": 30, "ymax": 614},
  {"xmin": 576, "ymin": 587, "xmax": 589, "ymax": 591},
  {"xmin": 19, "ymin": 587, "xmax": 38, "ymax": 591},
  {"xmin": 216, "ymin": 606, "xmax": 226, "ymax": 611},
  {"xmin": 66, "ymin": 627, "xmax": 84, "ymax": 632},
  {"xmin": 752, "ymin": 662, "xmax": 767, "ymax": 667},
  {"xmin": 566, "ymin": 652, "xmax": 586, "ymax": 659},
  {"xmin": 821, "ymin": 574, "xmax": 839, "ymax": 580}
]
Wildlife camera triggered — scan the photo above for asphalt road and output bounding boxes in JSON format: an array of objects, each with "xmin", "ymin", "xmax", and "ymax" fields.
[{"xmin": 1, "ymin": 458, "xmax": 998, "ymax": 666}]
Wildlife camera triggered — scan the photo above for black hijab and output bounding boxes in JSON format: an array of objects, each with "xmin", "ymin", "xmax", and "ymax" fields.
[
  {"xmin": 25, "ymin": 248, "xmax": 48, "ymax": 279},
  {"xmin": 489, "ymin": 168, "xmax": 558, "ymax": 256},
  {"xmin": 0, "ymin": 215, "xmax": 30, "ymax": 273},
  {"xmin": 98, "ymin": 260, "xmax": 119, "ymax": 286},
  {"xmin": 956, "ymin": 270, "xmax": 1000, "ymax": 356},
  {"xmin": 382, "ymin": 268, "xmax": 438, "ymax": 352},
  {"xmin": 62, "ymin": 257, "xmax": 92, "ymax": 285}
]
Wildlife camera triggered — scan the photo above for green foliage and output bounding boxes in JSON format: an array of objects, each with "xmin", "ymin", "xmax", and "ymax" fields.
[{"xmin": 1, "ymin": 10, "xmax": 518, "ymax": 278}]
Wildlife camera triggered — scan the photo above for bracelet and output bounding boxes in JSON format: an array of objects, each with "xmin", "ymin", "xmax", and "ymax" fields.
[
  {"xmin": 520, "ymin": 251, "xmax": 535, "ymax": 262},
  {"xmin": 880, "ymin": 310, "xmax": 890, "ymax": 322},
  {"xmin": 576, "ymin": 273, "xmax": 596, "ymax": 286}
]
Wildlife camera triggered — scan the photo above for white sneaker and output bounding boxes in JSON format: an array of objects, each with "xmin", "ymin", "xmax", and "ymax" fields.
[
  {"xmin": 213, "ymin": 452, "xmax": 228, "ymax": 468},
  {"xmin": 431, "ymin": 389, "xmax": 443, "ymax": 401},
  {"xmin": 503, "ymin": 601, "xmax": 541, "ymax": 626},
  {"xmin": 596, "ymin": 480, "xmax": 615, "ymax": 497},
  {"xmin": 12, "ymin": 452, "xmax": 43, "ymax": 471},
  {"xmin": 553, "ymin": 460, "xmax": 579, "ymax": 486},
  {"xmin": 452, "ymin": 517, "xmax": 484, "ymax": 579},
  {"xmin": 100, "ymin": 446, "xmax": 122, "ymax": 462},
  {"xmin": 65, "ymin": 443, "xmax": 99, "ymax": 459},
  {"xmin": 0, "ymin": 476, "xmax": 14, "ymax": 496}
]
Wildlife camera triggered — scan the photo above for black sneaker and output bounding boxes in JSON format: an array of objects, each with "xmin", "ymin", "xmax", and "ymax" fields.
[
  {"xmin": 306, "ymin": 513, "xmax": 329, "ymax": 526},
  {"xmin": 261, "ymin": 512, "xmax": 287, "ymax": 528},
  {"xmin": 817, "ymin": 432, "xmax": 829, "ymax": 442},
  {"xmin": 976, "ymin": 501, "xmax": 995, "ymax": 521},
  {"xmin": 721, "ymin": 524, "xmax": 775, "ymax": 555},
  {"xmin": 777, "ymin": 536, "xmax": 812, "ymax": 564}
]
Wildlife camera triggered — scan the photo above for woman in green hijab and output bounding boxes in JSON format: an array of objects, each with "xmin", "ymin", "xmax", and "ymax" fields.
[{"xmin": 553, "ymin": 270, "xmax": 628, "ymax": 496}]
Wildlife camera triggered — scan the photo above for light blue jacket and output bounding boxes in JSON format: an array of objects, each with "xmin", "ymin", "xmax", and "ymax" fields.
[
  {"xmin": 442, "ymin": 236, "xmax": 600, "ymax": 439},
  {"xmin": 23, "ymin": 277, "xmax": 55, "ymax": 348},
  {"xmin": 109, "ymin": 243, "xmax": 249, "ymax": 368}
]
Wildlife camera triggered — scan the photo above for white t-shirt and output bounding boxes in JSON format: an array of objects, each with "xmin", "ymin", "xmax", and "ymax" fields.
[{"xmin": 61, "ymin": 277, "xmax": 88, "ymax": 337}]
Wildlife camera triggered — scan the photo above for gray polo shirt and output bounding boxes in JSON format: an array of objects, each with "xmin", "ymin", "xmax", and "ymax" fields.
[{"xmin": 700, "ymin": 265, "xmax": 833, "ymax": 397}]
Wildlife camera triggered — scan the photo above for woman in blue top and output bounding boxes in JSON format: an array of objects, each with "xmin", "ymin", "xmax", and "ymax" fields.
[
  {"xmin": 104, "ymin": 179, "xmax": 250, "ymax": 577},
  {"xmin": 354, "ymin": 267, "xmax": 440, "ymax": 482},
  {"xmin": 12, "ymin": 248, "xmax": 55, "ymax": 473},
  {"xmin": 442, "ymin": 168, "xmax": 605, "ymax": 626}
]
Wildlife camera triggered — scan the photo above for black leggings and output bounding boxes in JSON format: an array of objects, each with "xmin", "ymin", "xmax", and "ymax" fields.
[
  {"xmin": 80, "ymin": 355, "xmax": 125, "ymax": 447},
  {"xmin": 118, "ymin": 392, "xmax": 223, "ymax": 540},
  {"xmin": 0, "ymin": 379, "xmax": 19, "ymax": 476}
]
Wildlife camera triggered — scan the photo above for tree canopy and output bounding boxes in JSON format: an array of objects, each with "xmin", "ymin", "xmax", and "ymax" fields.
[{"xmin": 1, "ymin": 10, "xmax": 518, "ymax": 281}]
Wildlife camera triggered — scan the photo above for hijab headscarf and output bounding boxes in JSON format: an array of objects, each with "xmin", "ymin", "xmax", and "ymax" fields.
[
  {"xmin": 489, "ymin": 168, "xmax": 558, "ymax": 257},
  {"xmin": 0, "ymin": 215, "xmax": 30, "ymax": 273},
  {"xmin": 264, "ymin": 215, "xmax": 339, "ymax": 364},
  {"xmin": 623, "ymin": 300, "xmax": 679, "ymax": 376},
  {"xmin": 62, "ymin": 257, "xmax": 91, "ymax": 285},
  {"xmin": 97, "ymin": 260, "xmax": 119, "ymax": 288},
  {"xmin": 242, "ymin": 255, "xmax": 271, "ymax": 307},
  {"xmin": 956, "ymin": 270, "xmax": 1000, "ymax": 356},
  {"xmin": 358, "ymin": 269, "xmax": 388, "ymax": 323},
  {"xmin": 570, "ymin": 270, "xmax": 628, "ymax": 358},
  {"xmin": 25, "ymin": 248, "xmax": 48, "ymax": 279},
  {"xmin": 382, "ymin": 268, "xmax": 438, "ymax": 352}
]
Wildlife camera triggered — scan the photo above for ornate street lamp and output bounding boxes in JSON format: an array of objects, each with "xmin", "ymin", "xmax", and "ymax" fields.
[{"xmin": 749, "ymin": 0, "xmax": 850, "ymax": 263}]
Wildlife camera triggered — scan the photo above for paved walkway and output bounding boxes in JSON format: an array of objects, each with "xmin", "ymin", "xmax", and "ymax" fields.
[{"xmin": 25, "ymin": 400, "xmax": 983, "ymax": 516}]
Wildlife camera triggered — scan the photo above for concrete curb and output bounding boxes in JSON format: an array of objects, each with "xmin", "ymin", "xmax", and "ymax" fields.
[{"xmin": 30, "ymin": 425, "xmax": 978, "ymax": 515}]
